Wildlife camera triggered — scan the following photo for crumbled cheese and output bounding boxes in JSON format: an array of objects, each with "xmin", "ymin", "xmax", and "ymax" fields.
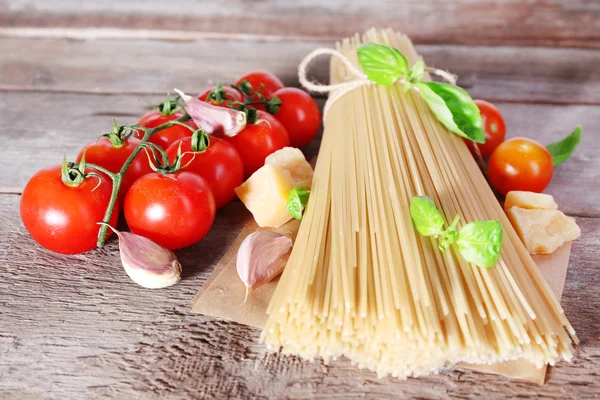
[
  {"xmin": 504, "ymin": 191, "xmax": 558, "ymax": 213},
  {"xmin": 265, "ymin": 147, "xmax": 313, "ymax": 190},
  {"xmin": 235, "ymin": 164, "xmax": 295, "ymax": 228}
]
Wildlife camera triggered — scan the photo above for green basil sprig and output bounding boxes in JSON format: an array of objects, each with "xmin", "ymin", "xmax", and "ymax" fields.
[
  {"xmin": 357, "ymin": 43, "xmax": 409, "ymax": 86},
  {"xmin": 287, "ymin": 186, "xmax": 310, "ymax": 220},
  {"xmin": 410, "ymin": 196, "xmax": 503, "ymax": 268},
  {"xmin": 409, "ymin": 195, "xmax": 445, "ymax": 236},
  {"xmin": 456, "ymin": 220, "xmax": 503, "ymax": 268},
  {"xmin": 546, "ymin": 125, "xmax": 582, "ymax": 166},
  {"xmin": 415, "ymin": 82, "xmax": 485, "ymax": 143},
  {"xmin": 357, "ymin": 43, "xmax": 485, "ymax": 143}
]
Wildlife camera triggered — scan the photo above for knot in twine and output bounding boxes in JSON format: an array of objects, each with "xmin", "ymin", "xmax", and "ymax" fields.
[{"xmin": 298, "ymin": 48, "xmax": 457, "ymax": 121}]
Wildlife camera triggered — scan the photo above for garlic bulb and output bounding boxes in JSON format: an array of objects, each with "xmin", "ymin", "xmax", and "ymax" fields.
[
  {"xmin": 103, "ymin": 224, "xmax": 181, "ymax": 289},
  {"xmin": 236, "ymin": 230, "xmax": 293, "ymax": 303},
  {"xmin": 174, "ymin": 88, "xmax": 246, "ymax": 138}
]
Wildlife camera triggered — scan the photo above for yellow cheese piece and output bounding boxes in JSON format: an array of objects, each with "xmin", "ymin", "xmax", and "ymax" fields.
[
  {"xmin": 235, "ymin": 164, "xmax": 295, "ymax": 228},
  {"xmin": 504, "ymin": 191, "xmax": 558, "ymax": 213},
  {"xmin": 265, "ymin": 147, "xmax": 313, "ymax": 190},
  {"xmin": 506, "ymin": 206, "xmax": 581, "ymax": 254}
]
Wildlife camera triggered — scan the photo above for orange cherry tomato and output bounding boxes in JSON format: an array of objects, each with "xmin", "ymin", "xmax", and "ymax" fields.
[{"xmin": 488, "ymin": 137, "xmax": 553, "ymax": 195}]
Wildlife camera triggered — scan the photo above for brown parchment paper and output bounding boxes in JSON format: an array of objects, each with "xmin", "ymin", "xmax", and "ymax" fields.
[{"xmin": 191, "ymin": 220, "xmax": 573, "ymax": 384}]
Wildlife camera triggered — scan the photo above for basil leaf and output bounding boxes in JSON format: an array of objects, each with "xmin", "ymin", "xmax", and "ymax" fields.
[
  {"xmin": 546, "ymin": 125, "xmax": 582, "ymax": 166},
  {"xmin": 408, "ymin": 60, "xmax": 425, "ymax": 83},
  {"xmin": 439, "ymin": 215, "xmax": 460, "ymax": 252},
  {"xmin": 415, "ymin": 82, "xmax": 485, "ymax": 144},
  {"xmin": 457, "ymin": 220, "xmax": 503, "ymax": 268},
  {"xmin": 287, "ymin": 186, "xmax": 310, "ymax": 220},
  {"xmin": 357, "ymin": 43, "xmax": 409, "ymax": 86},
  {"xmin": 410, "ymin": 196, "xmax": 445, "ymax": 237}
]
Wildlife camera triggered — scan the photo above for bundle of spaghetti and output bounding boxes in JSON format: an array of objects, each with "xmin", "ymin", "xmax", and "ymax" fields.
[{"xmin": 261, "ymin": 28, "xmax": 577, "ymax": 378}]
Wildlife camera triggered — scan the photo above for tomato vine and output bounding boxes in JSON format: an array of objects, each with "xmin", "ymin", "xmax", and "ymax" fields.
[{"xmin": 90, "ymin": 111, "xmax": 193, "ymax": 247}]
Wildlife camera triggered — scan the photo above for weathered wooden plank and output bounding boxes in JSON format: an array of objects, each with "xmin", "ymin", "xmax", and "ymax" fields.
[
  {"xmin": 2, "ymin": 92, "xmax": 597, "ymax": 216},
  {"xmin": 1, "ymin": 0, "xmax": 599, "ymax": 48},
  {"xmin": 1, "ymin": 36, "xmax": 599, "ymax": 104},
  {"xmin": 1, "ymin": 193, "xmax": 599, "ymax": 399}
]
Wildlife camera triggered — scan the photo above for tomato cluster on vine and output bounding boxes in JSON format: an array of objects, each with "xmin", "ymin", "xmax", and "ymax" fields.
[{"xmin": 20, "ymin": 71, "xmax": 322, "ymax": 255}]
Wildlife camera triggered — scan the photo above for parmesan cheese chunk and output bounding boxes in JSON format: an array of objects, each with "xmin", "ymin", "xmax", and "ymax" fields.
[
  {"xmin": 265, "ymin": 147, "xmax": 313, "ymax": 190},
  {"xmin": 506, "ymin": 207, "xmax": 581, "ymax": 254},
  {"xmin": 235, "ymin": 164, "xmax": 295, "ymax": 228},
  {"xmin": 504, "ymin": 191, "xmax": 558, "ymax": 212}
]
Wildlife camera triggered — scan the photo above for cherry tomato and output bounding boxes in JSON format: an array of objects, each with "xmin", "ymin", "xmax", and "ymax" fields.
[
  {"xmin": 473, "ymin": 100, "xmax": 506, "ymax": 158},
  {"xmin": 227, "ymin": 111, "xmax": 290, "ymax": 177},
  {"xmin": 166, "ymin": 136, "xmax": 244, "ymax": 209},
  {"xmin": 20, "ymin": 166, "xmax": 118, "ymax": 254},
  {"xmin": 235, "ymin": 71, "xmax": 284, "ymax": 98},
  {"xmin": 124, "ymin": 171, "xmax": 216, "ymax": 249},
  {"xmin": 488, "ymin": 137, "xmax": 553, "ymax": 195},
  {"xmin": 134, "ymin": 110, "xmax": 197, "ymax": 150},
  {"xmin": 272, "ymin": 87, "xmax": 321, "ymax": 148},
  {"xmin": 77, "ymin": 136, "xmax": 153, "ymax": 202},
  {"xmin": 199, "ymin": 86, "xmax": 244, "ymax": 108}
]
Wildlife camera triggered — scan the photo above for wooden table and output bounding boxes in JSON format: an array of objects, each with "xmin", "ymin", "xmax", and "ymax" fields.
[{"xmin": 1, "ymin": 2, "xmax": 599, "ymax": 398}]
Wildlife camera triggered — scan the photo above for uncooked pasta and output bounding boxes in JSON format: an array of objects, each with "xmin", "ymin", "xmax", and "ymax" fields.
[{"xmin": 261, "ymin": 28, "xmax": 576, "ymax": 378}]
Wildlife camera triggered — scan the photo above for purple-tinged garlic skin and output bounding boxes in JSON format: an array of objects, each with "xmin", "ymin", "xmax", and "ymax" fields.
[
  {"xmin": 102, "ymin": 224, "xmax": 181, "ymax": 289},
  {"xmin": 236, "ymin": 230, "xmax": 293, "ymax": 303},
  {"xmin": 174, "ymin": 88, "xmax": 246, "ymax": 138}
]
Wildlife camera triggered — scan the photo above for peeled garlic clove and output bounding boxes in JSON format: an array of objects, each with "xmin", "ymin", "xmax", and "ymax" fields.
[
  {"xmin": 174, "ymin": 88, "xmax": 246, "ymax": 138},
  {"xmin": 236, "ymin": 230, "xmax": 293, "ymax": 303},
  {"xmin": 103, "ymin": 224, "xmax": 181, "ymax": 289}
]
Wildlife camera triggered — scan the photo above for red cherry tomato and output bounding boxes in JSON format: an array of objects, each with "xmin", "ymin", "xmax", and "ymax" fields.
[
  {"xmin": 20, "ymin": 166, "xmax": 118, "ymax": 254},
  {"xmin": 135, "ymin": 111, "xmax": 197, "ymax": 150},
  {"xmin": 473, "ymin": 100, "xmax": 506, "ymax": 158},
  {"xmin": 166, "ymin": 136, "xmax": 244, "ymax": 209},
  {"xmin": 124, "ymin": 171, "xmax": 216, "ymax": 250},
  {"xmin": 488, "ymin": 137, "xmax": 553, "ymax": 195},
  {"xmin": 235, "ymin": 71, "xmax": 284, "ymax": 98},
  {"xmin": 272, "ymin": 87, "xmax": 321, "ymax": 148},
  {"xmin": 227, "ymin": 111, "xmax": 290, "ymax": 177},
  {"xmin": 199, "ymin": 86, "xmax": 244, "ymax": 108},
  {"xmin": 77, "ymin": 136, "xmax": 153, "ymax": 202}
]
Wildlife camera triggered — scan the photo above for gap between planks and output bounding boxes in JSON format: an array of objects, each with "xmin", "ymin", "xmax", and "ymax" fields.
[
  {"xmin": 0, "ymin": 27, "xmax": 333, "ymax": 44},
  {"xmin": 3, "ymin": 87, "xmax": 600, "ymax": 106},
  {"xmin": 0, "ymin": 27, "xmax": 597, "ymax": 50},
  {"xmin": 1, "ymin": 35, "xmax": 599, "ymax": 105}
]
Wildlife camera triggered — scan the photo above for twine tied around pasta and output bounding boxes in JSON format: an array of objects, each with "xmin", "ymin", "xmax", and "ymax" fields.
[{"xmin": 298, "ymin": 48, "xmax": 457, "ymax": 120}]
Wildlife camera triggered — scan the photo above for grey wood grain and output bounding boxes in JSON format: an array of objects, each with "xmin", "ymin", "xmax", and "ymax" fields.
[
  {"xmin": 1, "ymin": 193, "xmax": 599, "ymax": 399},
  {"xmin": 0, "ymin": 37, "xmax": 599, "ymax": 104},
  {"xmin": 1, "ymin": 7, "xmax": 599, "ymax": 397},
  {"xmin": 1, "ymin": 0, "xmax": 599, "ymax": 48},
  {"xmin": 2, "ymin": 92, "xmax": 597, "ymax": 217}
]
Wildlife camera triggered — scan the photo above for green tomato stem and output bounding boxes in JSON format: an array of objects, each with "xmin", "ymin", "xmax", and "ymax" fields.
[
  {"xmin": 84, "ymin": 163, "xmax": 118, "ymax": 179},
  {"xmin": 95, "ymin": 114, "xmax": 191, "ymax": 247}
]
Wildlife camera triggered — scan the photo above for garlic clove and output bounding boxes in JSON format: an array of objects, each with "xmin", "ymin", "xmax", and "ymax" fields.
[
  {"xmin": 102, "ymin": 224, "xmax": 181, "ymax": 289},
  {"xmin": 174, "ymin": 88, "xmax": 246, "ymax": 138},
  {"xmin": 236, "ymin": 230, "xmax": 293, "ymax": 303}
]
